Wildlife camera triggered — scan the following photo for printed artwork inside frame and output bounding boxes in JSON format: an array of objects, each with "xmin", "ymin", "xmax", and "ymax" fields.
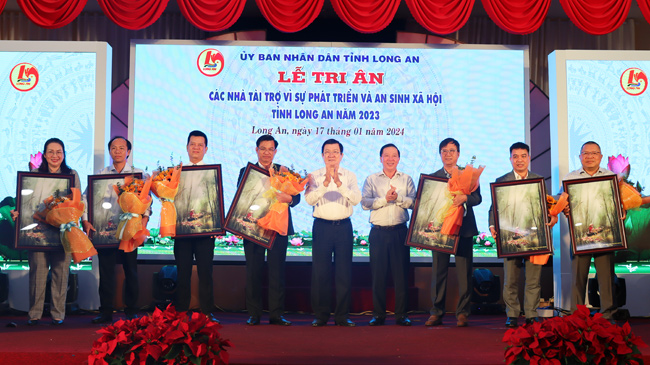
[
  {"xmin": 491, "ymin": 178, "xmax": 553, "ymax": 258},
  {"xmin": 563, "ymin": 175, "xmax": 627, "ymax": 255},
  {"xmin": 14, "ymin": 172, "xmax": 73, "ymax": 250},
  {"xmin": 174, "ymin": 164, "xmax": 225, "ymax": 238},
  {"xmin": 88, "ymin": 173, "xmax": 143, "ymax": 248},
  {"xmin": 406, "ymin": 174, "xmax": 459, "ymax": 254},
  {"xmin": 224, "ymin": 163, "xmax": 276, "ymax": 248}
]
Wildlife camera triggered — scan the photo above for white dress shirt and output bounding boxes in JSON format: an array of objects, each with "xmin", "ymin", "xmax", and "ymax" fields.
[
  {"xmin": 305, "ymin": 166, "xmax": 362, "ymax": 220},
  {"xmin": 361, "ymin": 170, "xmax": 416, "ymax": 226},
  {"xmin": 564, "ymin": 167, "xmax": 614, "ymax": 180}
]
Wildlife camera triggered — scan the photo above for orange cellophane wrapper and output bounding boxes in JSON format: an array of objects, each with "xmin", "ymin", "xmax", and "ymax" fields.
[
  {"xmin": 548, "ymin": 193, "xmax": 569, "ymax": 216},
  {"xmin": 619, "ymin": 181, "xmax": 643, "ymax": 210},
  {"xmin": 151, "ymin": 165, "xmax": 182, "ymax": 237},
  {"xmin": 529, "ymin": 254, "xmax": 550, "ymax": 265},
  {"xmin": 440, "ymin": 165, "xmax": 485, "ymax": 236},
  {"xmin": 115, "ymin": 176, "xmax": 153, "ymax": 252},
  {"xmin": 257, "ymin": 174, "xmax": 309, "ymax": 236},
  {"xmin": 43, "ymin": 188, "xmax": 97, "ymax": 264}
]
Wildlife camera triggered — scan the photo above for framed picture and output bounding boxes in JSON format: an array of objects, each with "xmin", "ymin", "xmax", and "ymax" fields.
[
  {"xmin": 174, "ymin": 164, "xmax": 225, "ymax": 238},
  {"xmin": 563, "ymin": 175, "xmax": 627, "ymax": 255},
  {"xmin": 406, "ymin": 174, "xmax": 459, "ymax": 254},
  {"xmin": 87, "ymin": 173, "xmax": 143, "ymax": 248},
  {"xmin": 14, "ymin": 172, "xmax": 73, "ymax": 250},
  {"xmin": 490, "ymin": 178, "xmax": 553, "ymax": 258},
  {"xmin": 224, "ymin": 163, "xmax": 277, "ymax": 248}
]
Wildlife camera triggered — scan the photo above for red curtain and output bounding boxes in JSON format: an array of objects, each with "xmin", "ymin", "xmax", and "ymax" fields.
[
  {"xmin": 482, "ymin": 0, "xmax": 550, "ymax": 35},
  {"xmin": 17, "ymin": 0, "xmax": 87, "ymax": 29},
  {"xmin": 177, "ymin": 0, "xmax": 246, "ymax": 31},
  {"xmin": 559, "ymin": 0, "xmax": 631, "ymax": 35},
  {"xmin": 96, "ymin": 0, "xmax": 169, "ymax": 30},
  {"xmin": 0, "ymin": 0, "xmax": 7, "ymax": 14},
  {"xmin": 638, "ymin": 0, "xmax": 650, "ymax": 25},
  {"xmin": 256, "ymin": 0, "xmax": 324, "ymax": 33},
  {"xmin": 330, "ymin": 0, "xmax": 400, "ymax": 33},
  {"xmin": 405, "ymin": 0, "xmax": 474, "ymax": 35}
]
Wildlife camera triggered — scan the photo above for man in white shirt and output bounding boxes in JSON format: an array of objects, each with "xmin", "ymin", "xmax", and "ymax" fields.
[
  {"xmin": 305, "ymin": 139, "xmax": 362, "ymax": 327},
  {"xmin": 83, "ymin": 136, "xmax": 150, "ymax": 323},
  {"xmin": 361, "ymin": 143, "xmax": 416, "ymax": 326},
  {"xmin": 173, "ymin": 130, "xmax": 219, "ymax": 322},
  {"xmin": 564, "ymin": 141, "xmax": 618, "ymax": 322}
]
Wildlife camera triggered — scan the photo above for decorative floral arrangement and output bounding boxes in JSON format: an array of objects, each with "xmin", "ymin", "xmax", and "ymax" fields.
[
  {"xmin": 257, "ymin": 166, "xmax": 308, "ymax": 236},
  {"xmin": 33, "ymin": 188, "xmax": 97, "ymax": 263},
  {"xmin": 29, "ymin": 151, "xmax": 43, "ymax": 170},
  {"xmin": 113, "ymin": 175, "xmax": 153, "ymax": 252},
  {"xmin": 151, "ymin": 158, "xmax": 183, "ymax": 237},
  {"xmin": 503, "ymin": 305, "xmax": 646, "ymax": 365},
  {"xmin": 607, "ymin": 154, "xmax": 650, "ymax": 211},
  {"xmin": 89, "ymin": 305, "xmax": 231, "ymax": 365},
  {"xmin": 440, "ymin": 159, "xmax": 485, "ymax": 236},
  {"xmin": 474, "ymin": 232, "xmax": 495, "ymax": 247},
  {"xmin": 216, "ymin": 233, "xmax": 243, "ymax": 248}
]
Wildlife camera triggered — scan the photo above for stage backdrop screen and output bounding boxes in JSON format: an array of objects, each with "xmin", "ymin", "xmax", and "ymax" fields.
[
  {"xmin": 130, "ymin": 41, "xmax": 529, "ymax": 261},
  {"xmin": 0, "ymin": 41, "xmax": 111, "ymax": 270}
]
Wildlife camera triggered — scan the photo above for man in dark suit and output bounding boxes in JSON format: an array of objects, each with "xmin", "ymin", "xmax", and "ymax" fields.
[
  {"xmin": 425, "ymin": 137, "xmax": 481, "ymax": 327},
  {"xmin": 488, "ymin": 142, "xmax": 557, "ymax": 328},
  {"xmin": 238, "ymin": 135, "xmax": 299, "ymax": 326},
  {"xmin": 174, "ymin": 130, "xmax": 219, "ymax": 322}
]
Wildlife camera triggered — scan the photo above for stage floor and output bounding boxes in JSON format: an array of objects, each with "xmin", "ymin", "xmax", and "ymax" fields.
[{"xmin": 1, "ymin": 311, "xmax": 649, "ymax": 364}]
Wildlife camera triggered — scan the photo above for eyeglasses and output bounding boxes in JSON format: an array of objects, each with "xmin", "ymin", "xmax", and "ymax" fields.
[
  {"xmin": 323, "ymin": 151, "xmax": 340, "ymax": 156},
  {"xmin": 46, "ymin": 150, "xmax": 63, "ymax": 156},
  {"xmin": 581, "ymin": 152, "xmax": 601, "ymax": 157},
  {"xmin": 258, "ymin": 147, "xmax": 276, "ymax": 153},
  {"xmin": 441, "ymin": 149, "xmax": 458, "ymax": 154}
]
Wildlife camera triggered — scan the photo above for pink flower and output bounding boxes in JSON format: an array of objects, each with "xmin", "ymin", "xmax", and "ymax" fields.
[
  {"xmin": 290, "ymin": 237, "xmax": 303, "ymax": 246},
  {"xmin": 29, "ymin": 151, "xmax": 43, "ymax": 170},
  {"xmin": 607, "ymin": 155, "xmax": 630, "ymax": 179},
  {"xmin": 360, "ymin": 240, "xmax": 367, "ymax": 246},
  {"xmin": 484, "ymin": 241, "xmax": 492, "ymax": 247},
  {"xmin": 225, "ymin": 235, "xmax": 239, "ymax": 245}
]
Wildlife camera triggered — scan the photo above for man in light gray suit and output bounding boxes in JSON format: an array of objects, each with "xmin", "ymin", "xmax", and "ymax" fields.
[{"xmin": 489, "ymin": 142, "xmax": 557, "ymax": 328}]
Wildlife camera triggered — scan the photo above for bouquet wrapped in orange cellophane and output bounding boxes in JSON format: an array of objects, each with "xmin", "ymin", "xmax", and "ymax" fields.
[
  {"xmin": 114, "ymin": 175, "xmax": 153, "ymax": 252},
  {"xmin": 529, "ymin": 193, "xmax": 569, "ymax": 266},
  {"xmin": 257, "ymin": 167, "xmax": 308, "ymax": 236},
  {"xmin": 151, "ymin": 164, "xmax": 182, "ymax": 237},
  {"xmin": 440, "ymin": 164, "xmax": 485, "ymax": 236},
  {"xmin": 34, "ymin": 188, "xmax": 97, "ymax": 263}
]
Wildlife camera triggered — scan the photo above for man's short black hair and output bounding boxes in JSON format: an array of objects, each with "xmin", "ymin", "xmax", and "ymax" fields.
[
  {"xmin": 438, "ymin": 138, "xmax": 460, "ymax": 154},
  {"xmin": 581, "ymin": 141, "xmax": 601, "ymax": 153},
  {"xmin": 322, "ymin": 139, "xmax": 343, "ymax": 154},
  {"xmin": 108, "ymin": 136, "xmax": 132, "ymax": 151},
  {"xmin": 380, "ymin": 143, "xmax": 400, "ymax": 157},
  {"xmin": 509, "ymin": 142, "xmax": 529, "ymax": 154},
  {"xmin": 187, "ymin": 130, "xmax": 208, "ymax": 147},
  {"xmin": 256, "ymin": 134, "xmax": 278, "ymax": 148}
]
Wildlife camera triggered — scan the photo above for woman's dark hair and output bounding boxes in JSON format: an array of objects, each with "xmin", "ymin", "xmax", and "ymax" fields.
[{"xmin": 38, "ymin": 138, "xmax": 72, "ymax": 174}]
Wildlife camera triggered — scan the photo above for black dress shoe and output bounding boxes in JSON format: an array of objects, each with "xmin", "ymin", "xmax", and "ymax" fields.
[
  {"xmin": 335, "ymin": 319, "xmax": 356, "ymax": 327},
  {"xmin": 369, "ymin": 317, "xmax": 385, "ymax": 326},
  {"xmin": 27, "ymin": 319, "xmax": 39, "ymax": 326},
  {"xmin": 505, "ymin": 317, "xmax": 518, "ymax": 328},
  {"xmin": 525, "ymin": 317, "xmax": 541, "ymax": 325},
  {"xmin": 51, "ymin": 319, "xmax": 64, "ymax": 326},
  {"xmin": 269, "ymin": 316, "xmax": 292, "ymax": 326},
  {"xmin": 92, "ymin": 314, "xmax": 113, "ymax": 324},
  {"xmin": 311, "ymin": 319, "xmax": 327, "ymax": 327},
  {"xmin": 246, "ymin": 316, "xmax": 260, "ymax": 326},
  {"xmin": 396, "ymin": 317, "xmax": 412, "ymax": 326},
  {"xmin": 206, "ymin": 313, "xmax": 220, "ymax": 324}
]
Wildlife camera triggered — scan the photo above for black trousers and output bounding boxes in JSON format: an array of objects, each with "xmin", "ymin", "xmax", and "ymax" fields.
[
  {"xmin": 430, "ymin": 235, "xmax": 474, "ymax": 318},
  {"xmin": 369, "ymin": 225, "xmax": 409, "ymax": 319},
  {"xmin": 243, "ymin": 234, "xmax": 289, "ymax": 319},
  {"xmin": 97, "ymin": 248, "xmax": 139, "ymax": 316},
  {"xmin": 311, "ymin": 218, "xmax": 353, "ymax": 322},
  {"xmin": 173, "ymin": 237, "xmax": 215, "ymax": 313}
]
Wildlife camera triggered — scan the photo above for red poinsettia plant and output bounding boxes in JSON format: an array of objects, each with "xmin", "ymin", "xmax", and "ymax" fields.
[
  {"xmin": 89, "ymin": 305, "xmax": 231, "ymax": 365},
  {"xmin": 503, "ymin": 305, "xmax": 646, "ymax": 365}
]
